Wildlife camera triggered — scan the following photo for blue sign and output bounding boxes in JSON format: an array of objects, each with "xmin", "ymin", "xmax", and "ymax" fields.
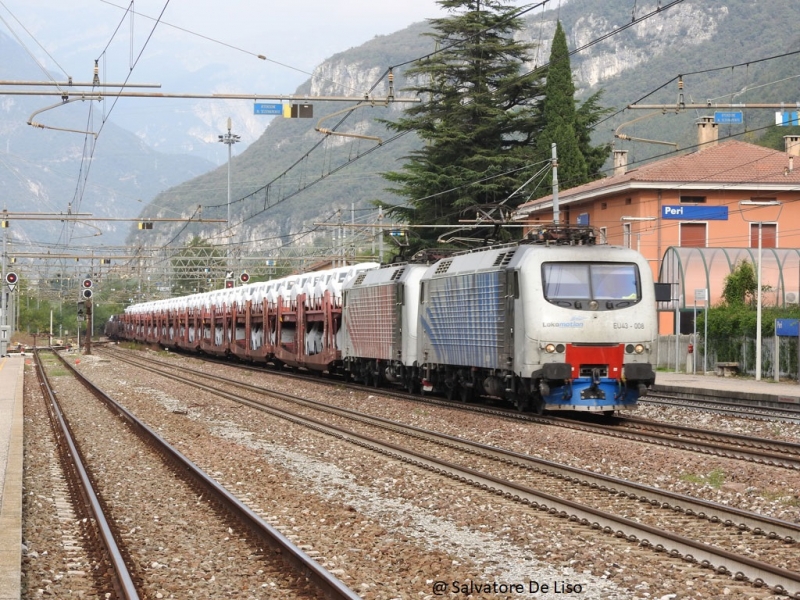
[
  {"xmin": 576, "ymin": 213, "xmax": 589, "ymax": 226},
  {"xmin": 776, "ymin": 319, "xmax": 800, "ymax": 337},
  {"xmin": 714, "ymin": 111, "xmax": 743, "ymax": 124},
  {"xmin": 776, "ymin": 111, "xmax": 800, "ymax": 126},
  {"xmin": 662, "ymin": 205, "xmax": 728, "ymax": 220},
  {"xmin": 254, "ymin": 103, "xmax": 283, "ymax": 115}
]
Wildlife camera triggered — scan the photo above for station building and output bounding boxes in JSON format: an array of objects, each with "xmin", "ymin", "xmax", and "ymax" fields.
[{"xmin": 514, "ymin": 119, "xmax": 800, "ymax": 334}]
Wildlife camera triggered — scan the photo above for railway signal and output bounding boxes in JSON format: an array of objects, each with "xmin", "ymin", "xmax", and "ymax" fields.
[
  {"xmin": 82, "ymin": 278, "xmax": 93, "ymax": 299},
  {"xmin": 5, "ymin": 271, "xmax": 18, "ymax": 291},
  {"xmin": 240, "ymin": 272, "xmax": 250, "ymax": 283}
]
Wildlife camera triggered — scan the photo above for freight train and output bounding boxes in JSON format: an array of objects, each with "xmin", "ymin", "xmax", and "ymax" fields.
[{"xmin": 108, "ymin": 226, "xmax": 657, "ymax": 413}]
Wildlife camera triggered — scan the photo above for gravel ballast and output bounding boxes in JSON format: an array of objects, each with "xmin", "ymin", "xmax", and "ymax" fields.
[{"xmin": 37, "ymin": 348, "xmax": 797, "ymax": 599}]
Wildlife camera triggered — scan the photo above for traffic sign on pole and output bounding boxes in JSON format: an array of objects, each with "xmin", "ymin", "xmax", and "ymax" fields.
[{"xmin": 254, "ymin": 102, "xmax": 283, "ymax": 115}]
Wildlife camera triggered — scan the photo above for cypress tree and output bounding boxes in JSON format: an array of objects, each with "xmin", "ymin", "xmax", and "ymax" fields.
[
  {"xmin": 536, "ymin": 20, "xmax": 589, "ymax": 192},
  {"xmin": 533, "ymin": 21, "xmax": 612, "ymax": 198}
]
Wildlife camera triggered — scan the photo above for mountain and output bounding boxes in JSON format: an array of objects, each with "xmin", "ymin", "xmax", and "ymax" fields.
[
  {"xmin": 7, "ymin": 1, "xmax": 800, "ymax": 257},
  {"xmin": 0, "ymin": 31, "xmax": 216, "ymax": 248},
  {"xmin": 134, "ymin": 0, "xmax": 800, "ymax": 256}
]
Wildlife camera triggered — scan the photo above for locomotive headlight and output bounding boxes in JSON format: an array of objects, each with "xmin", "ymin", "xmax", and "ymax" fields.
[
  {"xmin": 635, "ymin": 344, "xmax": 645, "ymax": 354},
  {"xmin": 588, "ymin": 300, "xmax": 599, "ymax": 310},
  {"xmin": 545, "ymin": 343, "xmax": 556, "ymax": 353}
]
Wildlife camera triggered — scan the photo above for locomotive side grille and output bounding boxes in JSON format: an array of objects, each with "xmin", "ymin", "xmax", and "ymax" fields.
[
  {"xmin": 435, "ymin": 260, "xmax": 452, "ymax": 275},
  {"xmin": 353, "ymin": 273, "xmax": 367, "ymax": 286},
  {"xmin": 493, "ymin": 250, "xmax": 516, "ymax": 267},
  {"xmin": 390, "ymin": 268, "xmax": 406, "ymax": 281}
]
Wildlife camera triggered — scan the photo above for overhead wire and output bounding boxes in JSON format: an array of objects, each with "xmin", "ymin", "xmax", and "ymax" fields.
[
  {"xmin": 8, "ymin": 0, "xmax": 687, "ymax": 261},
  {"xmin": 98, "ymin": 0, "xmax": 362, "ymax": 95},
  {"xmin": 62, "ymin": 1, "xmax": 172, "ymax": 248},
  {"xmin": 15, "ymin": 0, "xmax": 796, "ymax": 272},
  {"xmin": 198, "ymin": 1, "xmax": 566, "ymax": 243},
  {"xmin": 208, "ymin": 0, "xmax": 688, "ymax": 250},
  {"xmin": 0, "ymin": 2, "xmax": 70, "ymax": 85}
]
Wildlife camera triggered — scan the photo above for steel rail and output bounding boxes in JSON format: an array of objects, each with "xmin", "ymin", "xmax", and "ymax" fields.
[
  {"xmin": 50, "ymin": 349, "xmax": 361, "ymax": 600},
  {"xmin": 619, "ymin": 415, "xmax": 800, "ymax": 454},
  {"xmin": 643, "ymin": 393, "xmax": 800, "ymax": 422},
  {"xmin": 101, "ymin": 348, "xmax": 800, "ymax": 598},
  {"xmin": 104, "ymin": 346, "xmax": 800, "ymax": 469},
  {"xmin": 34, "ymin": 349, "xmax": 140, "ymax": 600},
  {"xmin": 101, "ymin": 347, "xmax": 800, "ymax": 542}
]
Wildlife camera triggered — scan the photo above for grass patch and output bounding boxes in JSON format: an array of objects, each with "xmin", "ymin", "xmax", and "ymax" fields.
[
  {"xmin": 680, "ymin": 468, "xmax": 726, "ymax": 488},
  {"xmin": 761, "ymin": 489, "xmax": 800, "ymax": 506}
]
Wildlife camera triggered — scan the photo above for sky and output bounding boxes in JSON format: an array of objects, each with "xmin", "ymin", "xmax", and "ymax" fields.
[
  {"xmin": 1, "ymin": 1, "xmax": 455, "ymax": 94},
  {"xmin": 0, "ymin": 0, "xmax": 471, "ymax": 160}
]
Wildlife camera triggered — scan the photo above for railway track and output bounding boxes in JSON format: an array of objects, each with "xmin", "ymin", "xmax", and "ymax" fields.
[
  {"xmin": 109, "ymin": 344, "xmax": 800, "ymax": 471},
  {"xmin": 548, "ymin": 414, "xmax": 800, "ymax": 471},
  {"xmin": 31, "ymin": 348, "xmax": 360, "ymax": 600},
  {"xmin": 33, "ymin": 350, "xmax": 138, "ymax": 599},
  {"xmin": 97, "ymin": 346, "xmax": 800, "ymax": 597},
  {"xmin": 644, "ymin": 392, "xmax": 800, "ymax": 422}
]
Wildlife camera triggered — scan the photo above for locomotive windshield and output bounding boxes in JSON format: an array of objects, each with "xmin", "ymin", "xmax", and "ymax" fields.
[{"xmin": 543, "ymin": 262, "xmax": 640, "ymax": 303}]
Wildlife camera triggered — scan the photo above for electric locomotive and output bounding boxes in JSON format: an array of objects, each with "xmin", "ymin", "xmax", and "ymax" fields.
[{"xmin": 413, "ymin": 226, "xmax": 656, "ymax": 413}]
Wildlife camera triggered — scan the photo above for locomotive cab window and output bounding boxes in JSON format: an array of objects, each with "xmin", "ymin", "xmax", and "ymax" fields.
[{"xmin": 543, "ymin": 262, "xmax": 640, "ymax": 308}]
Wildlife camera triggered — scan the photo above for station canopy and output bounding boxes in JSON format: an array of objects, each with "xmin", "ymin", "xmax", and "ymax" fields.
[{"xmin": 658, "ymin": 246, "xmax": 800, "ymax": 308}]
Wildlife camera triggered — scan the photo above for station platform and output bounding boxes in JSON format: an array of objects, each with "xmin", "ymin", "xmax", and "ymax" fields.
[
  {"xmin": 653, "ymin": 369, "xmax": 800, "ymax": 405},
  {"xmin": 0, "ymin": 354, "xmax": 24, "ymax": 600}
]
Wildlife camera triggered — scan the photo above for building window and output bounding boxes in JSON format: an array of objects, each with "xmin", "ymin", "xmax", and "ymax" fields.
[
  {"xmin": 680, "ymin": 195, "xmax": 706, "ymax": 204},
  {"xmin": 750, "ymin": 223, "xmax": 777, "ymax": 248},
  {"xmin": 623, "ymin": 223, "xmax": 632, "ymax": 248},
  {"xmin": 599, "ymin": 227, "xmax": 607, "ymax": 244},
  {"xmin": 625, "ymin": 198, "xmax": 632, "ymax": 205},
  {"xmin": 680, "ymin": 222, "xmax": 707, "ymax": 247},
  {"xmin": 601, "ymin": 202, "xmax": 607, "ymax": 210}
]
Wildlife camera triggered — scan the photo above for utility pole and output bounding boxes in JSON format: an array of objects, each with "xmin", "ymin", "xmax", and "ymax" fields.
[
  {"xmin": 218, "ymin": 118, "xmax": 240, "ymax": 271},
  {"xmin": 551, "ymin": 143, "xmax": 560, "ymax": 225},
  {"xmin": 1, "ymin": 219, "xmax": 9, "ymax": 356},
  {"xmin": 85, "ymin": 298, "xmax": 92, "ymax": 356}
]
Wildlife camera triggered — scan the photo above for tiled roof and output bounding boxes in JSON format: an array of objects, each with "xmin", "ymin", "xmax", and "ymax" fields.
[{"xmin": 517, "ymin": 140, "xmax": 800, "ymax": 214}]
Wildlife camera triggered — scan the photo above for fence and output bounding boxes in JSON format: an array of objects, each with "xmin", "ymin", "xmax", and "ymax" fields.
[{"xmin": 655, "ymin": 334, "xmax": 800, "ymax": 380}]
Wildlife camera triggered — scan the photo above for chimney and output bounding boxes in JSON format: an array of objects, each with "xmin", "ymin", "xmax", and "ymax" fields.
[
  {"xmin": 696, "ymin": 116, "xmax": 718, "ymax": 148},
  {"xmin": 784, "ymin": 135, "xmax": 800, "ymax": 157},
  {"xmin": 613, "ymin": 150, "xmax": 628, "ymax": 176}
]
